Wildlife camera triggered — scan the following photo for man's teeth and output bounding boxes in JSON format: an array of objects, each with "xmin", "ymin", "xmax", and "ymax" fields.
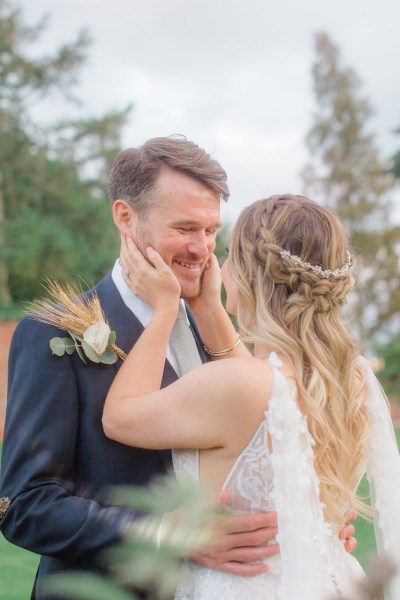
[{"xmin": 176, "ymin": 261, "xmax": 200, "ymax": 270}]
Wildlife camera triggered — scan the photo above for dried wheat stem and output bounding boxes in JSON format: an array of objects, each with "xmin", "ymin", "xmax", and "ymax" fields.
[{"xmin": 112, "ymin": 344, "xmax": 127, "ymax": 361}]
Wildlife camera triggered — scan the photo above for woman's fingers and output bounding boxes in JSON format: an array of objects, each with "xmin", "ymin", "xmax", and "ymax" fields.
[
  {"xmin": 120, "ymin": 235, "xmax": 147, "ymax": 272},
  {"xmin": 146, "ymin": 247, "xmax": 171, "ymax": 275},
  {"xmin": 119, "ymin": 237, "xmax": 181, "ymax": 307}
]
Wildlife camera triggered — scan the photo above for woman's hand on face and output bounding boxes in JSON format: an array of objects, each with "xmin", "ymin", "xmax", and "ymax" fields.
[
  {"xmin": 120, "ymin": 235, "xmax": 181, "ymax": 314},
  {"xmin": 187, "ymin": 254, "xmax": 223, "ymax": 316}
]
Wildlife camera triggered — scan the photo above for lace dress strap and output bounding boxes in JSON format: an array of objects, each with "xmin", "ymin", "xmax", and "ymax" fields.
[{"xmin": 266, "ymin": 352, "xmax": 337, "ymax": 599}]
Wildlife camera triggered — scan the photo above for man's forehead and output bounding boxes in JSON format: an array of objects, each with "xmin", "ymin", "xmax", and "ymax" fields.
[{"xmin": 151, "ymin": 192, "xmax": 221, "ymax": 225}]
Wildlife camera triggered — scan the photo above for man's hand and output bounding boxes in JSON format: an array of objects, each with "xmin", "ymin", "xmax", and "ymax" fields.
[
  {"xmin": 339, "ymin": 508, "xmax": 358, "ymax": 553},
  {"xmin": 190, "ymin": 492, "xmax": 278, "ymax": 576},
  {"xmin": 190, "ymin": 511, "xmax": 278, "ymax": 576}
]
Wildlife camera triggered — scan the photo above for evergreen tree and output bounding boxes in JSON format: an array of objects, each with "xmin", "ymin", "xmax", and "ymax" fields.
[
  {"xmin": 0, "ymin": 0, "xmax": 131, "ymax": 308},
  {"xmin": 391, "ymin": 129, "xmax": 400, "ymax": 179},
  {"xmin": 303, "ymin": 32, "xmax": 400, "ymax": 341}
]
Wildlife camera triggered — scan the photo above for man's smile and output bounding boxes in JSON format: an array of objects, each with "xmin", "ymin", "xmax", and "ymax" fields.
[{"xmin": 174, "ymin": 260, "xmax": 202, "ymax": 271}]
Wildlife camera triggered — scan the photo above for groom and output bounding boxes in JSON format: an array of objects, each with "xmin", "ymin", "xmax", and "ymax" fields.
[{"xmin": 0, "ymin": 136, "xmax": 356, "ymax": 599}]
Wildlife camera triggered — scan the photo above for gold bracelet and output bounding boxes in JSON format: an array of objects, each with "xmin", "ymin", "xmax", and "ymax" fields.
[{"xmin": 204, "ymin": 336, "xmax": 241, "ymax": 356}]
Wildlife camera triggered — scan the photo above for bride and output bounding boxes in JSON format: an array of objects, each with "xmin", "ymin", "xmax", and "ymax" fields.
[{"xmin": 103, "ymin": 194, "xmax": 400, "ymax": 599}]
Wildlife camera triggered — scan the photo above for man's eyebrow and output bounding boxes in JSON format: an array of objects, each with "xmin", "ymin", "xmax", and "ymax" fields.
[{"xmin": 172, "ymin": 219, "xmax": 222, "ymax": 229}]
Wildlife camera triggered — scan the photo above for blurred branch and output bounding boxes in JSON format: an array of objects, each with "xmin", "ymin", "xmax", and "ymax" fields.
[
  {"xmin": 329, "ymin": 554, "xmax": 398, "ymax": 600},
  {"xmin": 42, "ymin": 471, "xmax": 219, "ymax": 600}
]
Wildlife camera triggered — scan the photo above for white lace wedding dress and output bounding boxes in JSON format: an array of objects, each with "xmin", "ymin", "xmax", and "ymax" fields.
[{"xmin": 172, "ymin": 353, "xmax": 400, "ymax": 600}]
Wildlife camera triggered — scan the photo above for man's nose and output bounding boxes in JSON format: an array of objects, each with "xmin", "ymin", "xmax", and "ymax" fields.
[{"xmin": 187, "ymin": 231, "xmax": 214, "ymax": 257}]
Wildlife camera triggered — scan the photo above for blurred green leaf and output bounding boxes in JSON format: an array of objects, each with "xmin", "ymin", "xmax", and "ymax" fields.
[
  {"xmin": 115, "ymin": 551, "xmax": 181, "ymax": 600},
  {"xmin": 109, "ymin": 472, "xmax": 210, "ymax": 514}
]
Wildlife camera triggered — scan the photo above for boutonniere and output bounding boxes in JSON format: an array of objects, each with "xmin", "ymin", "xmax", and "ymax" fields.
[{"xmin": 26, "ymin": 280, "xmax": 126, "ymax": 364}]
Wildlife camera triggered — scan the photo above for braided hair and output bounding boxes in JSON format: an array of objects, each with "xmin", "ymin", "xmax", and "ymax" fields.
[{"xmin": 229, "ymin": 194, "xmax": 369, "ymax": 524}]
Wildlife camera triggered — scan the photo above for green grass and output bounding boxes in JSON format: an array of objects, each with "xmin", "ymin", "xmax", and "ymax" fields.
[
  {"xmin": 0, "ymin": 533, "xmax": 38, "ymax": 600},
  {"xmin": 0, "ymin": 431, "xmax": 399, "ymax": 599},
  {"xmin": 353, "ymin": 428, "xmax": 400, "ymax": 569},
  {"xmin": 0, "ymin": 443, "xmax": 38, "ymax": 600},
  {"xmin": 353, "ymin": 476, "xmax": 376, "ymax": 567}
]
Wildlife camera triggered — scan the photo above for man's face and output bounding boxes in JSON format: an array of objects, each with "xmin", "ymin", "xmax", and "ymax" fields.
[{"xmin": 131, "ymin": 169, "xmax": 221, "ymax": 299}]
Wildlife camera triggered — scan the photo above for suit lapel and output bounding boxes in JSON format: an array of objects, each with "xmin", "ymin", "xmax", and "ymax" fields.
[{"xmin": 94, "ymin": 273, "xmax": 174, "ymax": 471}]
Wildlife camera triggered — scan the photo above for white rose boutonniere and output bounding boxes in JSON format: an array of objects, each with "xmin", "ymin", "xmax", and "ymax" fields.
[
  {"xmin": 83, "ymin": 322, "xmax": 111, "ymax": 355},
  {"xmin": 26, "ymin": 280, "xmax": 127, "ymax": 365}
]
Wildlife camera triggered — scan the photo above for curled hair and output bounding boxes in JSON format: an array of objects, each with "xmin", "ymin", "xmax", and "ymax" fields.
[
  {"xmin": 230, "ymin": 194, "xmax": 369, "ymax": 524},
  {"xmin": 108, "ymin": 135, "xmax": 229, "ymax": 217}
]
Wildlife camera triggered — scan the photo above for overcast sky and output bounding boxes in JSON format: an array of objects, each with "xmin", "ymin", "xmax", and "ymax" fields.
[{"xmin": 17, "ymin": 0, "xmax": 400, "ymax": 225}]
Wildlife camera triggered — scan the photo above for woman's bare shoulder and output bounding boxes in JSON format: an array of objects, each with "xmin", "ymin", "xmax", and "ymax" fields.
[
  {"xmin": 202, "ymin": 354, "xmax": 272, "ymax": 374},
  {"xmin": 197, "ymin": 356, "xmax": 274, "ymax": 403}
]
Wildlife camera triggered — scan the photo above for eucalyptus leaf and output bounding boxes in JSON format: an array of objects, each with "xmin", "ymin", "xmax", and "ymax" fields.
[
  {"xmin": 108, "ymin": 330, "xmax": 117, "ymax": 346},
  {"xmin": 99, "ymin": 348, "xmax": 118, "ymax": 364},
  {"xmin": 75, "ymin": 343, "xmax": 86, "ymax": 363},
  {"xmin": 50, "ymin": 337, "xmax": 66, "ymax": 357},
  {"xmin": 82, "ymin": 340, "xmax": 101, "ymax": 363},
  {"xmin": 62, "ymin": 337, "xmax": 76, "ymax": 355},
  {"xmin": 42, "ymin": 572, "xmax": 137, "ymax": 600}
]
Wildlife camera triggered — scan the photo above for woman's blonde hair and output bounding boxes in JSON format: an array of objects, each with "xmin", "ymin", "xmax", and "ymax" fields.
[{"xmin": 230, "ymin": 194, "xmax": 369, "ymax": 524}]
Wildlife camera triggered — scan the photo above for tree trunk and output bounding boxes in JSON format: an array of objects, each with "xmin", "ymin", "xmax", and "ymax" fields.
[{"xmin": 0, "ymin": 170, "xmax": 11, "ymax": 306}]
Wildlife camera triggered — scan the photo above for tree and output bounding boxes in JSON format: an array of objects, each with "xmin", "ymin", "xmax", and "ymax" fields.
[
  {"xmin": 373, "ymin": 337, "xmax": 400, "ymax": 403},
  {"xmin": 303, "ymin": 32, "xmax": 400, "ymax": 342},
  {"xmin": 0, "ymin": 0, "xmax": 131, "ymax": 308},
  {"xmin": 391, "ymin": 128, "xmax": 400, "ymax": 179}
]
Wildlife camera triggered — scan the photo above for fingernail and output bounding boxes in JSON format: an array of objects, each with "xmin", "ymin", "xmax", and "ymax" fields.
[{"xmin": 146, "ymin": 247, "xmax": 156, "ymax": 257}]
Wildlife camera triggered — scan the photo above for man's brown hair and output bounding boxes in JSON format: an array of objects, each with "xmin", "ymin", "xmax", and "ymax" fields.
[{"xmin": 108, "ymin": 135, "xmax": 229, "ymax": 216}]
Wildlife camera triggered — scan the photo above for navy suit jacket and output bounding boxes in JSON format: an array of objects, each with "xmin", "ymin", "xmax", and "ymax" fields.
[{"xmin": 0, "ymin": 273, "xmax": 208, "ymax": 599}]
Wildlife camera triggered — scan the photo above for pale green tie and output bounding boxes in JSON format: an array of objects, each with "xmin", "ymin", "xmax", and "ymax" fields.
[{"xmin": 170, "ymin": 303, "xmax": 202, "ymax": 375}]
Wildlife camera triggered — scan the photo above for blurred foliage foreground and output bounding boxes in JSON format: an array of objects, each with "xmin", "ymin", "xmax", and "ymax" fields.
[{"xmin": 43, "ymin": 473, "xmax": 219, "ymax": 600}]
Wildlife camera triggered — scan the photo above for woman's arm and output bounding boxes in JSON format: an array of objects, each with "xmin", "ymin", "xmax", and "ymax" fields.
[
  {"xmin": 188, "ymin": 254, "xmax": 250, "ymax": 360},
  {"xmin": 103, "ymin": 350, "xmax": 264, "ymax": 451}
]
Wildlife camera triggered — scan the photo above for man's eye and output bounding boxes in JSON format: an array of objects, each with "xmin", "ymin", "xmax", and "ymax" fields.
[{"xmin": 178, "ymin": 228, "xmax": 192, "ymax": 233}]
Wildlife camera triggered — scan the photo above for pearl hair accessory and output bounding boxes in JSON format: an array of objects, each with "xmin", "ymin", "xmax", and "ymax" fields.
[{"xmin": 279, "ymin": 250, "xmax": 352, "ymax": 279}]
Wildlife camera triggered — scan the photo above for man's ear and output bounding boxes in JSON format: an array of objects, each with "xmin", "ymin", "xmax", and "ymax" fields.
[{"xmin": 112, "ymin": 200, "xmax": 138, "ymax": 237}]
